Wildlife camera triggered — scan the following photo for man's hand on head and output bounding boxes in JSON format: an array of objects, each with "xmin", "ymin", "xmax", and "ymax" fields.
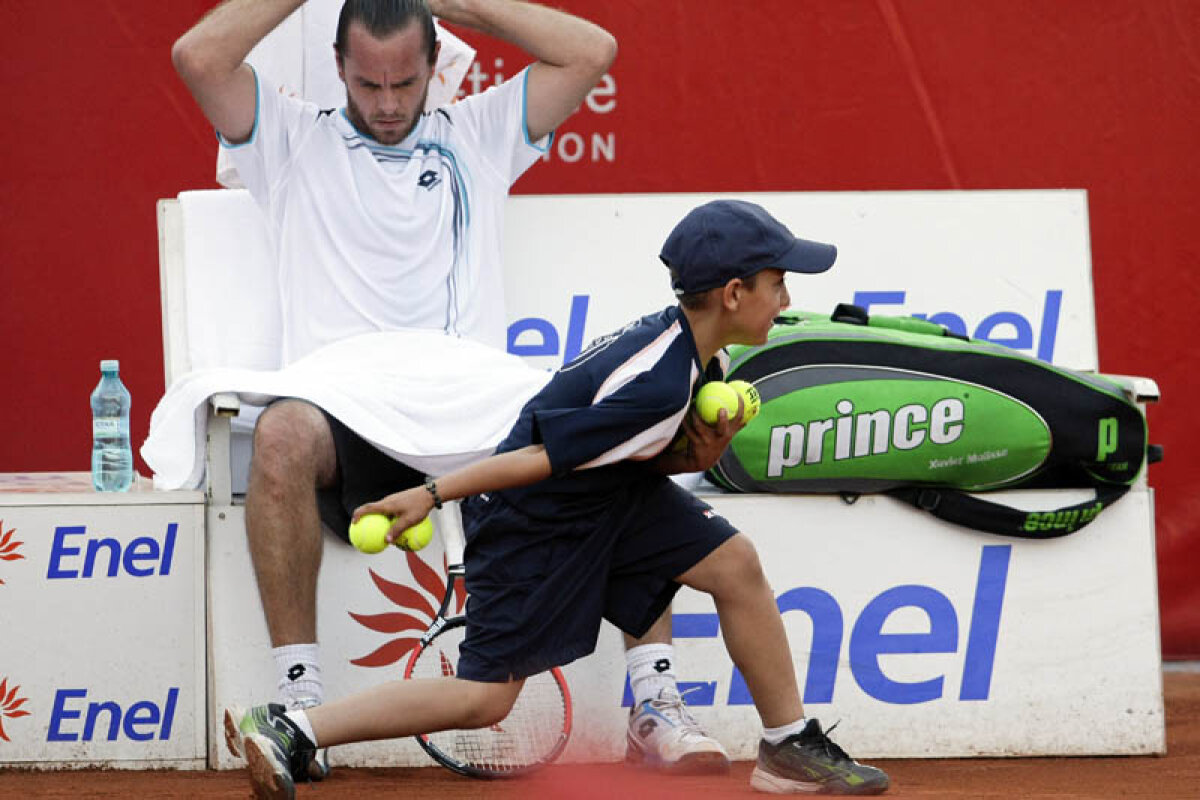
[{"xmin": 425, "ymin": 0, "xmax": 473, "ymax": 27}]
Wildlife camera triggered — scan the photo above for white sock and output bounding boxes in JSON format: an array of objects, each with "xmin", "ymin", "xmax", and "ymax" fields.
[
  {"xmin": 285, "ymin": 708, "xmax": 319, "ymax": 748},
  {"xmin": 273, "ymin": 643, "xmax": 323, "ymax": 705},
  {"xmin": 626, "ymin": 643, "xmax": 677, "ymax": 706},
  {"xmin": 762, "ymin": 718, "xmax": 809, "ymax": 745}
]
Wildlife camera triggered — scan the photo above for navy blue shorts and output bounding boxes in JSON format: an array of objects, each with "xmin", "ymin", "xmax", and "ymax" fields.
[
  {"xmin": 456, "ymin": 477, "xmax": 738, "ymax": 682},
  {"xmin": 316, "ymin": 411, "xmax": 425, "ymax": 542}
]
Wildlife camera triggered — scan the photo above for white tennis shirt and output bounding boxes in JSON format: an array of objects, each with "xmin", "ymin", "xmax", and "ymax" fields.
[{"xmin": 223, "ymin": 66, "xmax": 549, "ymax": 364}]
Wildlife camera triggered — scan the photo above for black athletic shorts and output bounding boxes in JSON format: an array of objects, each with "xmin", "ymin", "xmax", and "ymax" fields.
[
  {"xmin": 456, "ymin": 477, "xmax": 738, "ymax": 682},
  {"xmin": 316, "ymin": 411, "xmax": 426, "ymax": 541}
]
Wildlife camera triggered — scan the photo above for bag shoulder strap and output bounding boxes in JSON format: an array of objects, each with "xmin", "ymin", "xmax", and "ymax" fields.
[{"xmin": 887, "ymin": 484, "xmax": 1131, "ymax": 538}]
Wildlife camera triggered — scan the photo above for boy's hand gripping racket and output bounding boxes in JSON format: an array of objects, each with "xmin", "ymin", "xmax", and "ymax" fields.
[{"xmin": 404, "ymin": 502, "xmax": 573, "ymax": 778}]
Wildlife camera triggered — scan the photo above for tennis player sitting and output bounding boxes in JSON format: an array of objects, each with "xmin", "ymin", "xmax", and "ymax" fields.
[{"xmin": 225, "ymin": 199, "xmax": 890, "ymax": 797}]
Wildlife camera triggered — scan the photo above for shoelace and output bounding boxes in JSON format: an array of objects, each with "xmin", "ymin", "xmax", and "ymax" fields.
[
  {"xmin": 650, "ymin": 691, "xmax": 708, "ymax": 739},
  {"xmin": 804, "ymin": 720, "xmax": 852, "ymax": 762}
]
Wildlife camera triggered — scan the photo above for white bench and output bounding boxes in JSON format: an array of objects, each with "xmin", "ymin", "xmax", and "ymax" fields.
[{"xmin": 156, "ymin": 189, "xmax": 1165, "ymax": 768}]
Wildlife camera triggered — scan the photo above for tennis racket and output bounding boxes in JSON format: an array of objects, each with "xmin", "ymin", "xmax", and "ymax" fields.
[{"xmin": 404, "ymin": 502, "xmax": 573, "ymax": 778}]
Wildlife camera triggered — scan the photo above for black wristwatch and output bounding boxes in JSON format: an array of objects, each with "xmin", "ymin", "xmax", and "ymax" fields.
[{"xmin": 424, "ymin": 476, "xmax": 444, "ymax": 509}]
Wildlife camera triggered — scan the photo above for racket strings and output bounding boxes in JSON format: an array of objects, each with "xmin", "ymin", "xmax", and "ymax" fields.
[{"xmin": 409, "ymin": 626, "xmax": 569, "ymax": 773}]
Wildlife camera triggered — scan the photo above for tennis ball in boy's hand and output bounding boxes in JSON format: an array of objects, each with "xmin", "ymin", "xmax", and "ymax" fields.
[
  {"xmin": 728, "ymin": 380, "xmax": 761, "ymax": 423},
  {"xmin": 694, "ymin": 382, "xmax": 742, "ymax": 425},
  {"xmin": 396, "ymin": 516, "xmax": 434, "ymax": 552},
  {"xmin": 349, "ymin": 513, "xmax": 393, "ymax": 554},
  {"xmin": 350, "ymin": 514, "xmax": 434, "ymax": 553}
]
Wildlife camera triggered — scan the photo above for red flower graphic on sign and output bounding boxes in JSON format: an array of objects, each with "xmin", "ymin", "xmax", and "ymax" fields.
[
  {"xmin": 0, "ymin": 677, "xmax": 30, "ymax": 742},
  {"xmin": 348, "ymin": 550, "xmax": 465, "ymax": 668},
  {"xmin": 0, "ymin": 521, "xmax": 24, "ymax": 586}
]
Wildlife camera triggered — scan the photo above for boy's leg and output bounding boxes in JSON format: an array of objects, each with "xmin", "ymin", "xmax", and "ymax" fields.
[
  {"xmin": 675, "ymin": 534, "xmax": 803, "ymax": 726},
  {"xmin": 305, "ymin": 677, "xmax": 523, "ymax": 746},
  {"xmin": 677, "ymin": 534, "xmax": 889, "ymax": 795},
  {"xmin": 226, "ymin": 678, "xmax": 523, "ymax": 799},
  {"xmin": 623, "ymin": 607, "xmax": 730, "ymax": 773}
]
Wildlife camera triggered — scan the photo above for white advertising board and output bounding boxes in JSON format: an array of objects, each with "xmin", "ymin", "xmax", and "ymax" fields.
[
  {"xmin": 675, "ymin": 488, "xmax": 1163, "ymax": 758},
  {"xmin": 205, "ymin": 484, "xmax": 1162, "ymax": 768},
  {"xmin": 0, "ymin": 474, "xmax": 206, "ymax": 768},
  {"xmin": 502, "ymin": 191, "xmax": 1097, "ymax": 372}
]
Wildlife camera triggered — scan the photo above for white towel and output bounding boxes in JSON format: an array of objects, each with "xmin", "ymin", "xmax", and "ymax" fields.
[
  {"xmin": 178, "ymin": 190, "xmax": 281, "ymax": 374},
  {"xmin": 142, "ymin": 330, "xmax": 551, "ymax": 490}
]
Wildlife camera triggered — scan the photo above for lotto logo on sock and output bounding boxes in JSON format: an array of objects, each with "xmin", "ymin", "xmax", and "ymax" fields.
[
  {"xmin": 653, "ymin": 659, "xmax": 671, "ymax": 673},
  {"xmin": 287, "ymin": 665, "xmax": 307, "ymax": 682}
]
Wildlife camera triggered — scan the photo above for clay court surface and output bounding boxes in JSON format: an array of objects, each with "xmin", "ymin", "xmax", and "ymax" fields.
[{"xmin": 1, "ymin": 672, "xmax": 1195, "ymax": 799}]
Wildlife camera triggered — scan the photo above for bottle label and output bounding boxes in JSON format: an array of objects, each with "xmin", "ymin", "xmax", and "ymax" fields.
[{"xmin": 93, "ymin": 418, "xmax": 121, "ymax": 436}]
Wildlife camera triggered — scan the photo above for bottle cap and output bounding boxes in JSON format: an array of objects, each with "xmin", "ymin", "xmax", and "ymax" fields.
[{"xmin": 100, "ymin": 359, "xmax": 119, "ymax": 372}]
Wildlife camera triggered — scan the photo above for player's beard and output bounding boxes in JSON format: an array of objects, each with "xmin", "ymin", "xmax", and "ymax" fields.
[{"xmin": 344, "ymin": 82, "xmax": 430, "ymax": 146}]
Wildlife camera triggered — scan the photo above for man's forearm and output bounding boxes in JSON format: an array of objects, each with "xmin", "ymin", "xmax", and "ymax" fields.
[
  {"xmin": 173, "ymin": 0, "xmax": 303, "ymax": 144},
  {"xmin": 430, "ymin": 0, "xmax": 616, "ymax": 140},
  {"xmin": 173, "ymin": 0, "xmax": 305, "ymax": 85},
  {"xmin": 431, "ymin": 0, "xmax": 613, "ymax": 70}
]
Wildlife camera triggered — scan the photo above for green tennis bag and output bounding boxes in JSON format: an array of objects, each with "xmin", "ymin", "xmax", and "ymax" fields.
[{"xmin": 705, "ymin": 305, "xmax": 1154, "ymax": 538}]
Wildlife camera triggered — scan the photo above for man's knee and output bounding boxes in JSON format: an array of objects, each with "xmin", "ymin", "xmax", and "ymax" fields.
[{"xmin": 252, "ymin": 401, "xmax": 336, "ymax": 485}]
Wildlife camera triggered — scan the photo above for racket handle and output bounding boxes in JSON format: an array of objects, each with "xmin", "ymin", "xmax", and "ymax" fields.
[{"xmin": 433, "ymin": 501, "xmax": 466, "ymax": 565}]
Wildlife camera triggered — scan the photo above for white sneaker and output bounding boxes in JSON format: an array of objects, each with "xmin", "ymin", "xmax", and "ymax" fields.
[
  {"xmin": 285, "ymin": 696, "xmax": 330, "ymax": 782},
  {"xmin": 626, "ymin": 687, "xmax": 730, "ymax": 774}
]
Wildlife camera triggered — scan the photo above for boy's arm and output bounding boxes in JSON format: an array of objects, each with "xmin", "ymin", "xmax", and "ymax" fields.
[
  {"xmin": 171, "ymin": 0, "xmax": 305, "ymax": 144},
  {"xmin": 430, "ymin": 0, "xmax": 617, "ymax": 142},
  {"xmin": 648, "ymin": 404, "xmax": 745, "ymax": 476},
  {"xmin": 353, "ymin": 444, "xmax": 552, "ymax": 542}
]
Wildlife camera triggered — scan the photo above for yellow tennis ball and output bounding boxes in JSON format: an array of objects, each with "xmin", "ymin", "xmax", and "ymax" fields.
[
  {"xmin": 728, "ymin": 380, "xmax": 761, "ymax": 423},
  {"xmin": 695, "ymin": 382, "xmax": 741, "ymax": 425},
  {"xmin": 397, "ymin": 516, "xmax": 434, "ymax": 552},
  {"xmin": 349, "ymin": 513, "xmax": 392, "ymax": 554}
]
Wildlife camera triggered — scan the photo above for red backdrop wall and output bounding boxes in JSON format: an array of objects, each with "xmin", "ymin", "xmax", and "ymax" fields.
[{"xmin": 2, "ymin": 1, "xmax": 1196, "ymax": 655}]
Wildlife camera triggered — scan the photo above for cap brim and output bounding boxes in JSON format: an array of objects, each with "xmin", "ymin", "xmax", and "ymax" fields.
[{"xmin": 777, "ymin": 237, "xmax": 837, "ymax": 274}]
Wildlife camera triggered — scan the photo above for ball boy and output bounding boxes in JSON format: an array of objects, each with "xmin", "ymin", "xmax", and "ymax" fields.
[{"xmin": 225, "ymin": 199, "xmax": 890, "ymax": 797}]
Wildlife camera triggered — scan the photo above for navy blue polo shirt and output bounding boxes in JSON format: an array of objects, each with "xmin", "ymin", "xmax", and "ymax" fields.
[{"xmin": 493, "ymin": 305, "xmax": 705, "ymax": 518}]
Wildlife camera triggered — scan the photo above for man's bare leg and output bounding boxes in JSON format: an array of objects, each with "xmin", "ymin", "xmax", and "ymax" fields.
[{"xmin": 245, "ymin": 400, "xmax": 337, "ymax": 702}]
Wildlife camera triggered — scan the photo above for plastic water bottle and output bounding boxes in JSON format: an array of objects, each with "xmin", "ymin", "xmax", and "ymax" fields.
[{"xmin": 91, "ymin": 359, "xmax": 133, "ymax": 492}]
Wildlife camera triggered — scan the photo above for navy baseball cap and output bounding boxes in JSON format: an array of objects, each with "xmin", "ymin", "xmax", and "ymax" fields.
[{"xmin": 659, "ymin": 200, "xmax": 837, "ymax": 295}]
